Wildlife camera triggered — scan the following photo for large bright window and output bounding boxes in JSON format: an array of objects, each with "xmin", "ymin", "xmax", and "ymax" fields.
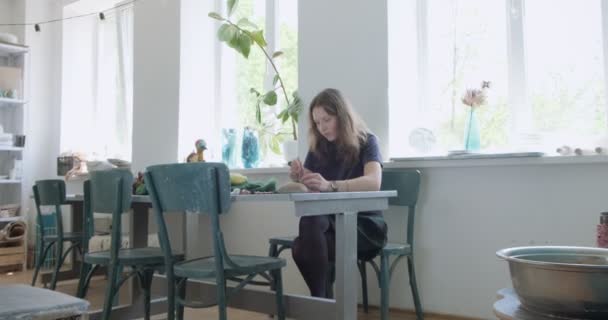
[
  {"xmin": 60, "ymin": 0, "xmax": 133, "ymax": 161},
  {"xmin": 388, "ymin": 0, "xmax": 608, "ymax": 158},
  {"xmin": 218, "ymin": 0, "xmax": 298, "ymax": 167}
]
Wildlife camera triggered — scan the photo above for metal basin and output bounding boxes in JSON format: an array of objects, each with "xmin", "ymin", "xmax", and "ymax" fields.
[{"xmin": 497, "ymin": 246, "xmax": 608, "ymax": 318}]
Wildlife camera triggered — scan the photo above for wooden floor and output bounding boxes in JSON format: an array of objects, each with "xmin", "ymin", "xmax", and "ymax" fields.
[{"xmin": 0, "ymin": 268, "xmax": 455, "ymax": 320}]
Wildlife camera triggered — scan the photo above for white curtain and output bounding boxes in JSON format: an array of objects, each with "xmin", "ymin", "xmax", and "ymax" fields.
[{"xmin": 60, "ymin": 1, "xmax": 133, "ymax": 161}]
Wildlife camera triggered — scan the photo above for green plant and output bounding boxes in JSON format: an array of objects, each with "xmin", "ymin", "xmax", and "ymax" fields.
[{"xmin": 209, "ymin": 1, "xmax": 302, "ymax": 144}]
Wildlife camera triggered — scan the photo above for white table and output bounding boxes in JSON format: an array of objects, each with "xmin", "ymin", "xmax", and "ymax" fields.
[{"xmin": 66, "ymin": 191, "xmax": 396, "ymax": 320}]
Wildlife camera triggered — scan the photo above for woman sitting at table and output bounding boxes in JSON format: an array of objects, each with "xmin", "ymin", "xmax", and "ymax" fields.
[{"xmin": 289, "ymin": 88, "xmax": 387, "ymax": 298}]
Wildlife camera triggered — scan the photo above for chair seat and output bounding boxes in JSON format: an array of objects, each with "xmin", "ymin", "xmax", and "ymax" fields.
[
  {"xmin": 84, "ymin": 247, "xmax": 182, "ymax": 266},
  {"xmin": 382, "ymin": 242, "xmax": 411, "ymax": 256},
  {"xmin": 43, "ymin": 232, "xmax": 83, "ymax": 242},
  {"xmin": 174, "ymin": 255, "xmax": 286, "ymax": 279},
  {"xmin": 268, "ymin": 236, "xmax": 296, "ymax": 247}
]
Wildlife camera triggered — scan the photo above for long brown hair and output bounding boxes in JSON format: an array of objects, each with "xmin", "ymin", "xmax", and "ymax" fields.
[{"xmin": 308, "ymin": 88, "xmax": 369, "ymax": 165}]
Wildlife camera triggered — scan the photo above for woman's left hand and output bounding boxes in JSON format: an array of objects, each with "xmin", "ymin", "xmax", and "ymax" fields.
[{"xmin": 301, "ymin": 172, "xmax": 331, "ymax": 192}]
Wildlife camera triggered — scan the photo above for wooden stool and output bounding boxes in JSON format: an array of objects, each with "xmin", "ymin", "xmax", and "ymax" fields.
[{"xmin": 494, "ymin": 288, "xmax": 588, "ymax": 320}]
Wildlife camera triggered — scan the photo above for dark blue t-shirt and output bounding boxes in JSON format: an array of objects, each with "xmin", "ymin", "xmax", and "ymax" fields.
[
  {"xmin": 303, "ymin": 133, "xmax": 387, "ymax": 259},
  {"xmin": 303, "ymin": 133, "xmax": 382, "ymax": 181}
]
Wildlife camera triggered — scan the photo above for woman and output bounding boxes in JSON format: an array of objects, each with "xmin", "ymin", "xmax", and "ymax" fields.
[{"xmin": 289, "ymin": 88, "xmax": 387, "ymax": 298}]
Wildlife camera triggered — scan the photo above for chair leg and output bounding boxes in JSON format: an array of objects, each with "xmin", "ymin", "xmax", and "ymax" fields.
[
  {"xmin": 32, "ymin": 241, "xmax": 54, "ymax": 286},
  {"xmin": 358, "ymin": 260, "xmax": 369, "ymax": 313},
  {"xmin": 101, "ymin": 263, "xmax": 121, "ymax": 320},
  {"xmin": 272, "ymin": 269, "xmax": 285, "ymax": 320},
  {"xmin": 407, "ymin": 256, "xmax": 424, "ymax": 320},
  {"xmin": 167, "ymin": 272, "xmax": 176, "ymax": 320},
  {"xmin": 137, "ymin": 269, "xmax": 154, "ymax": 320},
  {"xmin": 176, "ymin": 277, "xmax": 187, "ymax": 320},
  {"xmin": 217, "ymin": 278, "xmax": 228, "ymax": 320},
  {"xmin": 380, "ymin": 253, "xmax": 390, "ymax": 320},
  {"xmin": 50, "ymin": 240, "xmax": 64, "ymax": 290},
  {"xmin": 77, "ymin": 264, "xmax": 99, "ymax": 298},
  {"xmin": 326, "ymin": 264, "xmax": 335, "ymax": 299},
  {"xmin": 268, "ymin": 244, "xmax": 278, "ymax": 291},
  {"xmin": 76, "ymin": 262, "xmax": 91, "ymax": 297}
]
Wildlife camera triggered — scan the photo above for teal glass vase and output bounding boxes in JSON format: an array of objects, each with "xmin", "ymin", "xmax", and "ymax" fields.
[
  {"xmin": 464, "ymin": 109, "xmax": 480, "ymax": 152},
  {"xmin": 221, "ymin": 128, "xmax": 237, "ymax": 168},
  {"xmin": 241, "ymin": 127, "xmax": 260, "ymax": 168}
]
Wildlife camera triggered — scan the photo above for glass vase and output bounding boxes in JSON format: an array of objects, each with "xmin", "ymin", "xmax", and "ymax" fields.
[
  {"xmin": 221, "ymin": 128, "xmax": 237, "ymax": 168},
  {"xmin": 241, "ymin": 127, "xmax": 260, "ymax": 168},
  {"xmin": 463, "ymin": 108, "xmax": 480, "ymax": 152}
]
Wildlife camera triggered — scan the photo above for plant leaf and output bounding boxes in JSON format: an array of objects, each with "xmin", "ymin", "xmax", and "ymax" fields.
[
  {"xmin": 237, "ymin": 18, "xmax": 258, "ymax": 30},
  {"xmin": 238, "ymin": 32, "xmax": 252, "ymax": 58},
  {"xmin": 228, "ymin": 30, "xmax": 241, "ymax": 51},
  {"xmin": 208, "ymin": 12, "xmax": 224, "ymax": 20},
  {"xmin": 272, "ymin": 51, "xmax": 284, "ymax": 59},
  {"xmin": 263, "ymin": 91, "xmax": 278, "ymax": 106},
  {"xmin": 250, "ymin": 87, "xmax": 261, "ymax": 96},
  {"xmin": 273, "ymin": 74, "xmax": 280, "ymax": 86},
  {"xmin": 218, "ymin": 23, "xmax": 237, "ymax": 42},
  {"xmin": 249, "ymin": 30, "xmax": 267, "ymax": 47},
  {"xmin": 227, "ymin": 0, "xmax": 239, "ymax": 17}
]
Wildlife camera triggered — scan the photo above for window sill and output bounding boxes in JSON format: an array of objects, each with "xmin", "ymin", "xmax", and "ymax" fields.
[{"xmin": 386, "ymin": 154, "xmax": 608, "ymax": 169}]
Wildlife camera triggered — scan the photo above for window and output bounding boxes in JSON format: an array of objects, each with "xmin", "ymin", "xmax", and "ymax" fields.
[
  {"xmin": 217, "ymin": 0, "xmax": 299, "ymax": 167},
  {"xmin": 388, "ymin": 0, "xmax": 608, "ymax": 158},
  {"xmin": 60, "ymin": 0, "xmax": 133, "ymax": 161}
]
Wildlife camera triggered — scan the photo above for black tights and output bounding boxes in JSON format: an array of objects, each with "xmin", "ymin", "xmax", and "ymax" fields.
[{"xmin": 292, "ymin": 215, "xmax": 335, "ymax": 298}]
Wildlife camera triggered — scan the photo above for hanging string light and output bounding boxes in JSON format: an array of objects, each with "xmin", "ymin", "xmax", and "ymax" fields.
[{"xmin": 0, "ymin": 0, "xmax": 139, "ymax": 33}]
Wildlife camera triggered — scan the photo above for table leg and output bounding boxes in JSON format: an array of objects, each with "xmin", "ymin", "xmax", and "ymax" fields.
[{"xmin": 334, "ymin": 211, "xmax": 357, "ymax": 320}]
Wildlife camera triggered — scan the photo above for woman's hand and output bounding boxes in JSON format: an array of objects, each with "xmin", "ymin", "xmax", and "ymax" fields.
[
  {"xmin": 301, "ymin": 172, "xmax": 331, "ymax": 192},
  {"xmin": 289, "ymin": 159, "xmax": 304, "ymax": 182}
]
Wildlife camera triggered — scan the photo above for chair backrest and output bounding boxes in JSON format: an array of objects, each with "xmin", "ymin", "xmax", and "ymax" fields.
[
  {"xmin": 85, "ymin": 169, "xmax": 133, "ymax": 258},
  {"xmin": 381, "ymin": 169, "xmax": 422, "ymax": 246},
  {"xmin": 144, "ymin": 162, "xmax": 232, "ymax": 266},
  {"xmin": 33, "ymin": 180, "xmax": 67, "ymax": 237}
]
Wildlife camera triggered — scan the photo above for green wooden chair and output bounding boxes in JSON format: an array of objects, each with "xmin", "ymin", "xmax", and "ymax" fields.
[
  {"xmin": 144, "ymin": 162, "xmax": 286, "ymax": 320},
  {"xmin": 32, "ymin": 180, "xmax": 83, "ymax": 290},
  {"xmin": 75, "ymin": 169, "xmax": 183, "ymax": 320},
  {"xmin": 268, "ymin": 169, "xmax": 424, "ymax": 320}
]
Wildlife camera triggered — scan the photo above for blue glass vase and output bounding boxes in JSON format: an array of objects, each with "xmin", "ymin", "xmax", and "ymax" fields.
[
  {"xmin": 221, "ymin": 128, "xmax": 237, "ymax": 168},
  {"xmin": 464, "ymin": 109, "xmax": 480, "ymax": 152},
  {"xmin": 241, "ymin": 127, "xmax": 260, "ymax": 168}
]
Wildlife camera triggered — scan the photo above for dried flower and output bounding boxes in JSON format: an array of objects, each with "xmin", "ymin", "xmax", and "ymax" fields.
[{"xmin": 461, "ymin": 81, "xmax": 491, "ymax": 109}]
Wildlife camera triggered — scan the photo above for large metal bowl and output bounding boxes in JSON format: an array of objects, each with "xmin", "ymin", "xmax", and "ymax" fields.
[{"xmin": 497, "ymin": 246, "xmax": 608, "ymax": 318}]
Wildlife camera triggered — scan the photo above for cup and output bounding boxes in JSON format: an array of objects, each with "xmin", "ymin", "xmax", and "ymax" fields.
[{"xmin": 13, "ymin": 134, "xmax": 25, "ymax": 147}]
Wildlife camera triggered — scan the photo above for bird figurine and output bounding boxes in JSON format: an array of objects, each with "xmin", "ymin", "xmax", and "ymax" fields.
[
  {"xmin": 186, "ymin": 139, "xmax": 208, "ymax": 163},
  {"xmin": 195, "ymin": 139, "xmax": 207, "ymax": 162}
]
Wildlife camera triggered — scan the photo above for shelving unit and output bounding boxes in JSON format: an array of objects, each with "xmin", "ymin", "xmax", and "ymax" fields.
[{"xmin": 0, "ymin": 41, "xmax": 28, "ymax": 271}]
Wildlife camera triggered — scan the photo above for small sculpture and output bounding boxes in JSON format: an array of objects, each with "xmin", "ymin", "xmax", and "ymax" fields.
[{"xmin": 187, "ymin": 139, "xmax": 207, "ymax": 163}]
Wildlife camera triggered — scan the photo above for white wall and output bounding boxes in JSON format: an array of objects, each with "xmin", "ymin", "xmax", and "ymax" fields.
[
  {"xmin": 298, "ymin": 0, "xmax": 389, "ymax": 159},
  {"xmin": 17, "ymin": 0, "xmax": 64, "ymax": 242},
  {"xmin": 131, "ymin": 0, "xmax": 182, "ymax": 172}
]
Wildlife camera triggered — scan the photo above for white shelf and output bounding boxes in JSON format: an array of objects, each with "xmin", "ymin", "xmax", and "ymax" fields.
[
  {"xmin": 0, "ymin": 97, "xmax": 27, "ymax": 106},
  {"xmin": 0, "ymin": 180, "xmax": 21, "ymax": 184},
  {"xmin": 0, "ymin": 216, "xmax": 22, "ymax": 223},
  {"xmin": 0, "ymin": 42, "xmax": 28, "ymax": 56},
  {"xmin": 0, "ymin": 146, "xmax": 23, "ymax": 152}
]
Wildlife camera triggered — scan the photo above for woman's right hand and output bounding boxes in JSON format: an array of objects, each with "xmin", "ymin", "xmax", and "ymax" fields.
[{"xmin": 289, "ymin": 159, "xmax": 304, "ymax": 182}]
